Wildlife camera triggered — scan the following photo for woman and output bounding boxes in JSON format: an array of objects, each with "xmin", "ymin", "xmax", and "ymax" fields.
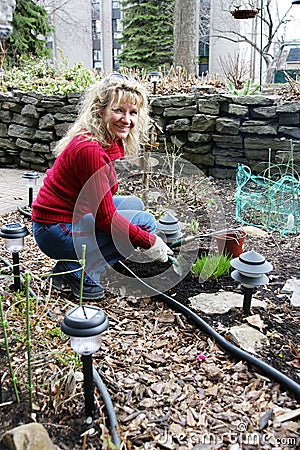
[{"xmin": 31, "ymin": 74, "xmax": 172, "ymax": 300}]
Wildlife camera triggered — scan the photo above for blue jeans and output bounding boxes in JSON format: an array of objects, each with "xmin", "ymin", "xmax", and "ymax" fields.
[{"xmin": 32, "ymin": 195, "xmax": 156, "ymax": 285}]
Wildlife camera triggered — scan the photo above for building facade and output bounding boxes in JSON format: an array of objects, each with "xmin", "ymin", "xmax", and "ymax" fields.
[{"xmin": 47, "ymin": 0, "xmax": 122, "ymax": 72}]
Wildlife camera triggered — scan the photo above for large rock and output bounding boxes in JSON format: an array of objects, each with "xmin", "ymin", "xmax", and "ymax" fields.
[{"xmin": 0, "ymin": 423, "xmax": 57, "ymax": 450}]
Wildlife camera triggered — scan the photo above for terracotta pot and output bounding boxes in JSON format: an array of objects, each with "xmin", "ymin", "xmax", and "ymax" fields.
[
  {"xmin": 231, "ymin": 9, "xmax": 258, "ymax": 19},
  {"xmin": 215, "ymin": 230, "xmax": 247, "ymax": 258}
]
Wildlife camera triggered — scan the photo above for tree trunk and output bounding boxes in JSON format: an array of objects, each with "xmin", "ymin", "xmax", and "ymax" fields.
[{"xmin": 173, "ymin": 0, "xmax": 198, "ymax": 75}]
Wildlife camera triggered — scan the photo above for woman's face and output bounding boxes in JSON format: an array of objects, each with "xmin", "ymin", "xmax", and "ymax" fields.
[{"xmin": 101, "ymin": 101, "xmax": 138, "ymax": 140}]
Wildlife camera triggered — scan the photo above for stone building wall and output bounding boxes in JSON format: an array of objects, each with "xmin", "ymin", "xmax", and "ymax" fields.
[{"xmin": 0, "ymin": 90, "xmax": 299, "ymax": 177}]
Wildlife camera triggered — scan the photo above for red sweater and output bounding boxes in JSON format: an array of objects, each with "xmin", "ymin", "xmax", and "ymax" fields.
[{"xmin": 32, "ymin": 135, "xmax": 155, "ymax": 249}]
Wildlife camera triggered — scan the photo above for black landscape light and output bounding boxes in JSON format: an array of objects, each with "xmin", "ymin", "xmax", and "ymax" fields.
[
  {"xmin": 0, "ymin": 222, "xmax": 29, "ymax": 291},
  {"xmin": 230, "ymin": 250, "xmax": 273, "ymax": 315},
  {"xmin": 149, "ymin": 71, "xmax": 161, "ymax": 95},
  {"xmin": 22, "ymin": 171, "xmax": 40, "ymax": 208},
  {"xmin": 156, "ymin": 213, "xmax": 183, "ymax": 243},
  {"xmin": 61, "ymin": 305, "xmax": 109, "ymax": 421},
  {"xmin": 292, "ymin": 1, "xmax": 300, "ymax": 5}
]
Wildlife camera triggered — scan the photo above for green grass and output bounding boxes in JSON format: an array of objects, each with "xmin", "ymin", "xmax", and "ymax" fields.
[{"xmin": 191, "ymin": 253, "xmax": 232, "ymax": 281}]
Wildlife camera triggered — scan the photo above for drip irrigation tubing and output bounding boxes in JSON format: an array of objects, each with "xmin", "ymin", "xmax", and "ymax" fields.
[
  {"xmin": 17, "ymin": 205, "xmax": 32, "ymax": 218},
  {"xmin": 92, "ymin": 366, "xmax": 121, "ymax": 447},
  {"xmin": 119, "ymin": 261, "xmax": 300, "ymax": 402},
  {"xmin": 0, "ymin": 256, "xmax": 121, "ymax": 446}
]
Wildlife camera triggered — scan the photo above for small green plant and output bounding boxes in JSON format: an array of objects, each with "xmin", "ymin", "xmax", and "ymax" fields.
[
  {"xmin": 2, "ymin": 54, "xmax": 96, "ymax": 95},
  {"xmin": 189, "ymin": 219, "xmax": 199, "ymax": 234},
  {"xmin": 226, "ymin": 79, "xmax": 260, "ymax": 96},
  {"xmin": 191, "ymin": 253, "xmax": 232, "ymax": 281}
]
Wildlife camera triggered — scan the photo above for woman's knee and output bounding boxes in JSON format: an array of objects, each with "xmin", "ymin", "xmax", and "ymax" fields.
[{"xmin": 114, "ymin": 195, "xmax": 144, "ymax": 211}]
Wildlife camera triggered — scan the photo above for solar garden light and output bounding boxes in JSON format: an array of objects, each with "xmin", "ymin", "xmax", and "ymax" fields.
[
  {"xmin": 230, "ymin": 250, "xmax": 273, "ymax": 315},
  {"xmin": 149, "ymin": 71, "xmax": 161, "ymax": 95},
  {"xmin": 0, "ymin": 222, "xmax": 29, "ymax": 291},
  {"xmin": 61, "ymin": 305, "xmax": 109, "ymax": 422},
  {"xmin": 22, "ymin": 171, "xmax": 40, "ymax": 208}
]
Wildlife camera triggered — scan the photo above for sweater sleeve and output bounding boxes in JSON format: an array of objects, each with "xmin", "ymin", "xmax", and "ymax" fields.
[{"xmin": 74, "ymin": 143, "xmax": 155, "ymax": 249}]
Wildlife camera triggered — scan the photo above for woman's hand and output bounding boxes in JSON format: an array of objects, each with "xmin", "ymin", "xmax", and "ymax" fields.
[{"xmin": 144, "ymin": 235, "xmax": 174, "ymax": 262}]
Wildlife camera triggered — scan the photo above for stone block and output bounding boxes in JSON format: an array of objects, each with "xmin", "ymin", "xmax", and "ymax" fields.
[
  {"xmin": 279, "ymin": 113, "xmax": 299, "ymax": 126},
  {"xmin": 188, "ymin": 132, "xmax": 211, "ymax": 143},
  {"xmin": 227, "ymin": 103, "xmax": 248, "ymax": 117},
  {"xmin": 215, "ymin": 117, "xmax": 240, "ymax": 135},
  {"xmin": 278, "ymin": 126, "xmax": 300, "ymax": 139},
  {"xmin": 212, "ymin": 134, "xmax": 243, "ymax": 148},
  {"xmin": 0, "ymin": 110, "xmax": 12, "ymax": 123},
  {"xmin": 191, "ymin": 114, "xmax": 215, "ymax": 132},
  {"xmin": 55, "ymin": 123, "xmax": 70, "ymax": 137},
  {"xmin": 0, "ymin": 423, "xmax": 56, "ymax": 450},
  {"xmin": 15, "ymin": 138, "xmax": 32, "ymax": 150},
  {"xmin": 0, "ymin": 123, "xmax": 7, "ymax": 136},
  {"xmin": 20, "ymin": 149, "xmax": 45, "ymax": 164},
  {"xmin": 39, "ymin": 113, "xmax": 55, "ymax": 129},
  {"xmin": 0, "ymin": 138, "xmax": 17, "ymax": 150},
  {"xmin": 244, "ymin": 136, "xmax": 291, "ymax": 151},
  {"xmin": 8, "ymin": 124, "xmax": 36, "ymax": 139},
  {"xmin": 164, "ymin": 105, "xmax": 197, "ymax": 117},
  {"xmin": 276, "ymin": 102, "xmax": 300, "ymax": 113},
  {"xmin": 251, "ymin": 106, "xmax": 277, "ymax": 119},
  {"xmin": 197, "ymin": 99, "xmax": 220, "ymax": 115},
  {"xmin": 166, "ymin": 118, "xmax": 190, "ymax": 133},
  {"xmin": 34, "ymin": 130, "xmax": 54, "ymax": 141},
  {"xmin": 12, "ymin": 113, "xmax": 38, "ymax": 127},
  {"xmin": 32, "ymin": 143, "xmax": 50, "ymax": 153},
  {"xmin": 21, "ymin": 104, "xmax": 39, "ymax": 118},
  {"xmin": 240, "ymin": 121, "xmax": 277, "ymax": 135},
  {"xmin": 2, "ymin": 101, "xmax": 22, "ymax": 113}
]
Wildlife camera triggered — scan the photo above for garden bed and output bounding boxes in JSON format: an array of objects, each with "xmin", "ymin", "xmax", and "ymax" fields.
[{"xmin": 0, "ymin": 176, "xmax": 299, "ymax": 449}]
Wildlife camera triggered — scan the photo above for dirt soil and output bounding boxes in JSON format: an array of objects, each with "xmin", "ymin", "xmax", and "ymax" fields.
[{"xmin": 0, "ymin": 172, "xmax": 300, "ymax": 450}]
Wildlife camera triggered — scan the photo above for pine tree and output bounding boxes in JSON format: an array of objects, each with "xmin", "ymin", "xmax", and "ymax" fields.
[
  {"xmin": 5, "ymin": 0, "xmax": 53, "ymax": 66},
  {"xmin": 119, "ymin": 0, "xmax": 174, "ymax": 72}
]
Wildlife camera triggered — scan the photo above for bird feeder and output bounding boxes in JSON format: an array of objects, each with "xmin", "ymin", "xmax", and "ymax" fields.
[
  {"xmin": 0, "ymin": 222, "xmax": 29, "ymax": 291},
  {"xmin": 156, "ymin": 213, "xmax": 184, "ymax": 243},
  {"xmin": 61, "ymin": 305, "xmax": 109, "ymax": 420},
  {"xmin": 230, "ymin": 250, "xmax": 273, "ymax": 315}
]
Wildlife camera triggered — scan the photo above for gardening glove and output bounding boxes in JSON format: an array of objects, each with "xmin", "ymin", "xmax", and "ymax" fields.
[{"xmin": 144, "ymin": 235, "xmax": 173, "ymax": 263}]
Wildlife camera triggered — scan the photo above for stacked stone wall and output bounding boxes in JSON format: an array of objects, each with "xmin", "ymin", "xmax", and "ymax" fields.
[
  {"xmin": 150, "ymin": 93, "xmax": 300, "ymax": 178},
  {"xmin": 0, "ymin": 90, "xmax": 299, "ymax": 178},
  {"xmin": 0, "ymin": 90, "xmax": 80, "ymax": 171}
]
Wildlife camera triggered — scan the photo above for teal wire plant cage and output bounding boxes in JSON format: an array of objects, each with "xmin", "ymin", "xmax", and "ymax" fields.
[{"xmin": 235, "ymin": 144, "xmax": 300, "ymax": 236}]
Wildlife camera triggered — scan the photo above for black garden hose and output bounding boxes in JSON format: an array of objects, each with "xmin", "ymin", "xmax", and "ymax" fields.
[
  {"xmin": 92, "ymin": 367, "xmax": 121, "ymax": 447},
  {"xmin": 17, "ymin": 205, "xmax": 32, "ymax": 218},
  {"xmin": 119, "ymin": 260, "xmax": 300, "ymax": 402}
]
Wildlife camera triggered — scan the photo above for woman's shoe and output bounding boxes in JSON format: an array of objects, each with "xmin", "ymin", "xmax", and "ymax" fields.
[{"xmin": 48, "ymin": 261, "xmax": 105, "ymax": 300}]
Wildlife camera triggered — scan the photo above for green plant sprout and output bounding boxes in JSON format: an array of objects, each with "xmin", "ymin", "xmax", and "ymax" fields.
[
  {"xmin": 25, "ymin": 272, "xmax": 33, "ymax": 411},
  {"xmin": 0, "ymin": 245, "xmax": 88, "ymax": 413},
  {"xmin": 79, "ymin": 244, "xmax": 86, "ymax": 306},
  {"xmin": 189, "ymin": 219, "xmax": 199, "ymax": 234},
  {"xmin": 191, "ymin": 253, "xmax": 232, "ymax": 281},
  {"xmin": 0, "ymin": 294, "xmax": 20, "ymax": 403}
]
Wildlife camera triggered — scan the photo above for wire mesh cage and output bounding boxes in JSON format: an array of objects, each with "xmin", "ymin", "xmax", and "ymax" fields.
[{"xmin": 235, "ymin": 149, "xmax": 300, "ymax": 236}]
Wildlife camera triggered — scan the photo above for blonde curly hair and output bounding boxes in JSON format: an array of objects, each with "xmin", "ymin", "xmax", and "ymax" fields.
[{"xmin": 54, "ymin": 75, "xmax": 150, "ymax": 157}]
